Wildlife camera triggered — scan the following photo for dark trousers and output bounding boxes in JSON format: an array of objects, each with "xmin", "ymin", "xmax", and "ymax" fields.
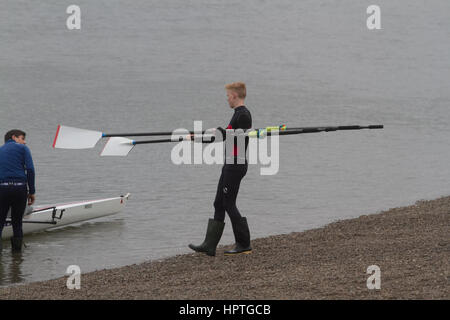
[
  {"xmin": 213, "ymin": 164, "xmax": 247, "ymax": 224},
  {"xmin": 0, "ymin": 185, "xmax": 28, "ymax": 238}
]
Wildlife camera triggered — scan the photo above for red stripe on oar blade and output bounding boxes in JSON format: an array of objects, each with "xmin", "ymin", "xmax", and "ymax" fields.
[{"xmin": 52, "ymin": 125, "xmax": 61, "ymax": 148}]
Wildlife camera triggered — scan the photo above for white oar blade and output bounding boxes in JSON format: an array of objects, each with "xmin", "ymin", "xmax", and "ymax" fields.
[
  {"xmin": 100, "ymin": 137, "xmax": 135, "ymax": 156},
  {"xmin": 53, "ymin": 125, "xmax": 103, "ymax": 149}
]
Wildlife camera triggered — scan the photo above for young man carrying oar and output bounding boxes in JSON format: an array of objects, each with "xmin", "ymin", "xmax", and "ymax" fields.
[
  {"xmin": 188, "ymin": 82, "xmax": 253, "ymax": 256},
  {"xmin": 0, "ymin": 130, "xmax": 36, "ymax": 252}
]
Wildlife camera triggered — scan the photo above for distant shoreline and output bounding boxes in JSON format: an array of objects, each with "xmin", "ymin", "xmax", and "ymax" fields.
[{"xmin": 0, "ymin": 195, "xmax": 449, "ymax": 299}]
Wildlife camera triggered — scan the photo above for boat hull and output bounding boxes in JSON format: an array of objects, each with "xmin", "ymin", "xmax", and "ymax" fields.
[{"xmin": 1, "ymin": 194, "xmax": 130, "ymax": 240}]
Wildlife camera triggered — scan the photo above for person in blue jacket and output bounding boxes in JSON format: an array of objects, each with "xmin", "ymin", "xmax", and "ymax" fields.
[{"xmin": 0, "ymin": 129, "xmax": 35, "ymax": 252}]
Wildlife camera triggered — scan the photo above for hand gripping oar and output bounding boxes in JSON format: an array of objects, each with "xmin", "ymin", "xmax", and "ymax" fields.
[{"xmin": 100, "ymin": 124, "xmax": 383, "ymax": 156}]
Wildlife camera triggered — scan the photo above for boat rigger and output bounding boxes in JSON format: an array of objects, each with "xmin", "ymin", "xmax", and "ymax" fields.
[{"xmin": 1, "ymin": 193, "xmax": 130, "ymax": 240}]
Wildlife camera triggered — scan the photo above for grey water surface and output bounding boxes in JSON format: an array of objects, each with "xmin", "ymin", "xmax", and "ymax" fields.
[{"xmin": 1, "ymin": 0, "xmax": 449, "ymax": 286}]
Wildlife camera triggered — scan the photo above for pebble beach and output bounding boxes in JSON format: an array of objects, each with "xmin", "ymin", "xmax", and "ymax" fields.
[{"xmin": 0, "ymin": 195, "xmax": 448, "ymax": 300}]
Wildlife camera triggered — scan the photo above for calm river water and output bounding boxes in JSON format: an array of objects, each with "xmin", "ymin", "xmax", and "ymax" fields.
[{"xmin": 0, "ymin": 0, "xmax": 449, "ymax": 286}]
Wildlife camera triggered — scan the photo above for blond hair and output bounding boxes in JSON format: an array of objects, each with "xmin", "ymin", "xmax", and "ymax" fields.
[{"xmin": 225, "ymin": 82, "xmax": 246, "ymax": 99}]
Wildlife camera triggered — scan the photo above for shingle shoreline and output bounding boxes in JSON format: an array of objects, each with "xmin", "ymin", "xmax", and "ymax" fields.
[{"xmin": 0, "ymin": 196, "xmax": 449, "ymax": 299}]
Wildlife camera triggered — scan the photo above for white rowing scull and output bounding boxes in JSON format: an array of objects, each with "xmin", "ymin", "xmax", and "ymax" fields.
[{"xmin": 1, "ymin": 193, "xmax": 130, "ymax": 240}]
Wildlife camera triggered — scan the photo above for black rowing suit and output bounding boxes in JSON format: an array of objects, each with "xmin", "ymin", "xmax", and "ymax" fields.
[{"xmin": 213, "ymin": 106, "xmax": 252, "ymax": 223}]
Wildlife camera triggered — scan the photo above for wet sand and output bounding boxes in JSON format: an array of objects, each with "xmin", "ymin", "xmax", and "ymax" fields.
[{"xmin": 0, "ymin": 196, "xmax": 448, "ymax": 299}]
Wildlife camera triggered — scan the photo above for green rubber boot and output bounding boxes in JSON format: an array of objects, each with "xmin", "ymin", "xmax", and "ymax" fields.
[
  {"xmin": 189, "ymin": 219, "xmax": 225, "ymax": 256},
  {"xmin": 224, "ymin": 217, "xmax": 252, "ymax": 255}
]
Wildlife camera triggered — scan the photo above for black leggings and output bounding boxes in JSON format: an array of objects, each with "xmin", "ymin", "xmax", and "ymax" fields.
[
  {"xmin": 0, "ymin": 185, "xmax": 28, "ymax": 238},
  {"xmin": 213, "ymin": 165, "xmax": 247, "ymax": 224}
]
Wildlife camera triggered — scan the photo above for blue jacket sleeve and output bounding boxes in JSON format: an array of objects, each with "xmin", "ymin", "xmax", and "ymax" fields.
[{"xmin": 23, "ymin": 146, "xmax": 35, "ymax": 195}]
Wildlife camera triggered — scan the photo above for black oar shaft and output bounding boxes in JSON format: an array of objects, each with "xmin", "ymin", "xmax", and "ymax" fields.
[
  {"xmin": 265, "ymin": 125, "xmax": 383, "ymax": 136},
  {"xmin": 5, "ymin": 220, "xmax": 57, "ymax": 225},
  {"xmin": 104, "ymin": 125, "xmax": 382, "ymax": 138},
  {"xmin": 103, "ymin": 131, "xmax": 205, "ymax": 138},
  {"xmin": 134, "ymin": 138, "xmax": 183, "ymax": 144},
  {"xmin": 281, "ymin": 125, "xmax": 383, "ymax": 131},
  {"xmin": 133, "ymin": 125, "xmax": 383, "ymax": 143}
]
